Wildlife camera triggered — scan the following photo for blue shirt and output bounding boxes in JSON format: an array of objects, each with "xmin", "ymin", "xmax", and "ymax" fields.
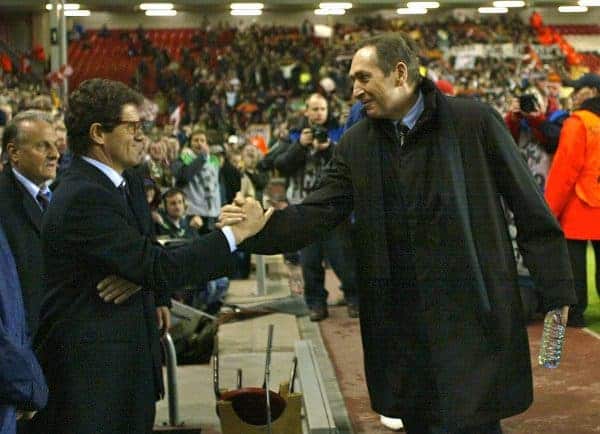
[
  {"xmin": 11, "ymin": 168, "xmax": 52, "ymax": 211},
  {"xmin": 343, "ymin": 91, "xmax": 425, "ymax": 132},
  {"xmin": 0, "ymin": 225, "xmax": 48, "ymax": 434}
]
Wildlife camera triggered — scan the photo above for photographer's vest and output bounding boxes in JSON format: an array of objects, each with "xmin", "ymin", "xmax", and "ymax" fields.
[{"xmin": 573, "ymin": 109, "xmax": 600, "ymax": 207}]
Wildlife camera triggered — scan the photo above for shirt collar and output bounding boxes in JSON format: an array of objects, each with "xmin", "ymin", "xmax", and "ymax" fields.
[
  {"xmin": 81, "ymin": 156, "xmax": 124, "ymax": 188},
  {"xmin": 401, "ymin": 91, "xmax": 424, "ymax": 131},
  {"xmin": 11, "ymin": 167, "xmax": 51, "ymax": 202}
]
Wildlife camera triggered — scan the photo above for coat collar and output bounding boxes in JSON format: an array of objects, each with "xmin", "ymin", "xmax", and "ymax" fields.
[{"xmin": 370, "ymin": 78, "xmax": 440, "ymax": 143}]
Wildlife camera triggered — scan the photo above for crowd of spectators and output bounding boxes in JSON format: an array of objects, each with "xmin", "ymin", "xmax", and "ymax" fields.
[{"xmin": 0, "ymin": 13, "xmax": 595, "ymax": 315}]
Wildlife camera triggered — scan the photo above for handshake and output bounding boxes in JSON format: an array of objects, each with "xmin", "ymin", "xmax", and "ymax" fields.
[{"xmin": 218, "ymin": 192, "xmax": 275, "ymax": 244}]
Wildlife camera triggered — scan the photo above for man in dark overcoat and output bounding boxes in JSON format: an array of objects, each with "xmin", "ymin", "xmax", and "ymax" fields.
[{"xmin": 221, "ymin": 34, "xmax": 576, "ymax": 433}]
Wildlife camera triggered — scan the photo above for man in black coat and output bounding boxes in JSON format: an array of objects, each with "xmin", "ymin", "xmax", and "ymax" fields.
[
  {"xmin": 221, "ymin": 34, "xmax": 576, "ymax": 433},
  {"xmin": 0, "ymin": 110, "xmax": 58, "ymax": 337},
  {"xmin": 33, "ymin": 79, "xmax": 271, "ymax": 434}
]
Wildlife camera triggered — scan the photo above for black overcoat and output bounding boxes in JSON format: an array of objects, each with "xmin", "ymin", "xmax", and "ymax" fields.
[
  {"xmin": 243, "ymin": 80, "xmax": 576, "ymax": 428},
  {"xmin": 33, "ymin": 157, "xmax": 235, "ymax": 434}
]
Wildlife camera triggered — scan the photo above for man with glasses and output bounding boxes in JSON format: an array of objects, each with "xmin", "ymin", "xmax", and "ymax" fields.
[{"xmin": 32, "ymin": 79, "xmax": 272, "ymax": 434}]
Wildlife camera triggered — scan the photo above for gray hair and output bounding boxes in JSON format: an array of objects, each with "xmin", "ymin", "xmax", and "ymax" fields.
[
  {"xmin": 1, "ymin": 110, "xmax": 54, "ymax": 149},
  {"xmin": 357, "ymin": 33, "xmax": 421, "ymax": 85}
]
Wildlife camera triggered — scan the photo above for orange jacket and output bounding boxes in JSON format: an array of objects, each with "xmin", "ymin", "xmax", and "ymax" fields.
[{"xmin": 545, "ymin": 109, "xmax": 600, "ymax": 240}]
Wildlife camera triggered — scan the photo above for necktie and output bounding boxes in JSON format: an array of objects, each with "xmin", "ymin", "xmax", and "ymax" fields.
[
  {"xmin": 118, "ymin": 181, "xmax": 130, "ymax": 204},
  {"xmin": 36, "ymin": 190, "xmax": 51, "ymax": 212}
]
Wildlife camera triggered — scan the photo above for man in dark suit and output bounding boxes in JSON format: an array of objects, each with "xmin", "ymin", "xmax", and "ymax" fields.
[
  {"xmin": 0, "ymin": 111, "xmax": 153, "ymax": 338},
  {"xmin": 221, "ymin": 34, "xmax": 576, "ymax": 433},
  {"xmin": 33, "ymin": 78, "xmax": 271, "ymax": 434},
  {"xmin": 0, "ymin": 110, "xmax": 58, "ymax": 337}
]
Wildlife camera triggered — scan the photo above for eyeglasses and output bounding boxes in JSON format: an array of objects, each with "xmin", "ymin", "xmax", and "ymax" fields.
[
  {"xmin": 103, "ymin": 120, "xmax": 143, "ymax": 136},
  {"xmin": 118, "ymin": 120, "xmax": 143, "ymax": 136}
]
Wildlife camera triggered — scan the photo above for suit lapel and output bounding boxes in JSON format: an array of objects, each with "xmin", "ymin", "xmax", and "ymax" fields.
[
  {"xmin": 22, "ymin": 192, "xmax": 43, "ymax": 232},
  {"xmin": 70, "ymin": 158, "xmax": 148, "ymax": 234},
  {"xmin": 123, "ymin": 173, "xmax": 150, "ymax": 235},
  {"xmin": 5, "ymin": 169, "xmax": 43, "ymax": 233}
]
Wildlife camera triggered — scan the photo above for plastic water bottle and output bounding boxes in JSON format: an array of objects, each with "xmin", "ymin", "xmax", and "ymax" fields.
[{"xmin": 538, "ymin": 308, "xmax": 566, "ymax": 368}]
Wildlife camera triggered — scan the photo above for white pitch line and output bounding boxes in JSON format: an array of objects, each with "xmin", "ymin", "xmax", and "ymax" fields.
[{"xmin": 582, "ymin": 328, "xmax": 600, "ymax": 340}]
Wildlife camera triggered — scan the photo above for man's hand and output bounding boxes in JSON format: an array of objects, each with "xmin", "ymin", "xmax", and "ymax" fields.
[
  {"xmin": 156, "ymin": 306, "xmax": 171, "ymax": 337},
  {"xmin": 218, "ymin": 192, "xmax": 253, "ymax": 227},
  {"xmin": 151, "ymin": 210, "xmax": 164, "ymax": 226},
  {"xmin": 189, "ymin": 215, "xmax": 204, "ymax": 229},
  {"xmin": 16, "ymin": 411, "xmax": 36, "ymax": 421},
  {"xmin": 219, "ymin": 193, "xmax": 274, "ymax": 243},
  {"xmin": 97, "ymin": 275, "xmax": 142, "ymax": 304}
]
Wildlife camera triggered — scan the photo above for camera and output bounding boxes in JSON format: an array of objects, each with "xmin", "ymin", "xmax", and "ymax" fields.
[
  {"xmin": 519, "ymin": 94, "xmax": 538, "ymax": 113},
  {"xmin": 311, "ymin": 125, "xmax": 329, "ymax": 143}
]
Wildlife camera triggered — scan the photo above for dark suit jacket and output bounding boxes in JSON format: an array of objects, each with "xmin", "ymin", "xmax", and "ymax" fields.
[
  {"xmin": 0, "ymin": 167, "xmax": 46, "ymax": 336},
  {"xmin": 34, "ymin": 157, "xmax": 234, "ymax": 434}
]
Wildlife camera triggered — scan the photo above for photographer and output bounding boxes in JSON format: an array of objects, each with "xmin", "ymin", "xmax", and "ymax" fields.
[
  {"xmin": 274, "ymin": 93, "xmax": 358, "ymax": 320},
  {"xmin": 504, "ymin": 90, "xmax": 556, "ymax": 321},
  {"xmin": 504, "ymin": 91, "xmax": 552, "ymax": 190}
]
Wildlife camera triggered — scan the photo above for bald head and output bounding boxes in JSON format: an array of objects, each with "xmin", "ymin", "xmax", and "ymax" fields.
[
  {"xmin": 3, "ymin": 110, "xmax": 58, "ymax": 185},
  {"xmin": 305, "ymin": 93, "xmax": 328, "ymax": 126}
]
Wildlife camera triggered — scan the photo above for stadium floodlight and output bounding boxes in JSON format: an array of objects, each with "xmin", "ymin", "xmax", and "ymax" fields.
[
  {"xmin": 558, "ymin": 5, "xmax": 588, "ymax": 11},
  {"xmin": 406, "ymin": 2, "xmax": 440, "ymax": 8},
  {"xmin": 230, "ymin": 9, "xmax": 263, "ymax": 15},
  {"xmin": 319, "ymin": 2, "xmax": 353, "ymax": 8},
  {"xmin": 145, "ymin": 9, "xmax": 177, "ymax": 15},
  {"xmin": 65, "ymin": 9, "xmax": 91, "ymax": 16},
  {"xmin": 478, "ymin": 6, "xmax": 509, "ymax": 13},
  {"xmin": 139, "ymin": 3, "xmax": 174, "ymax": 10},
  {"xmin": 45, "ymin": 3, "xmax": 81, "ymax": 10},
  {"xmin": 315, "ymin": 7, "xmax": 347, "ymax": 14},
  {"xmin": 396, "ymin": 6, "xmax": 428, "ymax": 14},
  {"xmin": 230, "ymin": 3, "xmax": 264, "ymax": 9},
  {"xmin": 578, "ymin": 0, "xmax": 600, "ymax": 6},
  {"xmin": 493, "ymin": 1, "xmax": 525, "ymax": 7}
]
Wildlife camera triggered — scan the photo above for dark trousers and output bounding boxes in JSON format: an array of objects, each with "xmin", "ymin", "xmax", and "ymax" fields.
[
  {"xmin": 300, "ymin": 224, "xmax": 358, "ymax": 308},
  {"xmin": 566, "ymin": 239, "xmax": 600, "ymax": 320},
  {"xmin": 403, "ymin": 418, "xmax": 502, "ymax": 434}
]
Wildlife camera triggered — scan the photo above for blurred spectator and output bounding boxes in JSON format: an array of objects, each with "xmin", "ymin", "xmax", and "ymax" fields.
[
  {"xmin": 545, "ymin": 73, "xmax": 600, "ymax": 328},
  {"xmin": 172, "ymin": 128, "xmax": 221, "ymax": 231},
  {"xmin": 156, "ymin": 188, "xmax": 204, "ymax": 239},
  {"xmin": 139, "ymin": 139, "xmax": 174, "ymax": 190},
  {"xmin": 157, "ymin": 188, "xmax": 229, "ymax": 313},
  {"xmin": 53, "ymin": 118, "xmax": 71, "ymax": 176},
  {"xmin": 239, "ymin": 143, "xmax": 268, "ymax": 204},
  {"xmin": 275, "ymin": 93, "xmax": 358, "ymax": 320},
  {"xmin": 143, "ymin": 178, "xmax": 163, "ymax": 227}
]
